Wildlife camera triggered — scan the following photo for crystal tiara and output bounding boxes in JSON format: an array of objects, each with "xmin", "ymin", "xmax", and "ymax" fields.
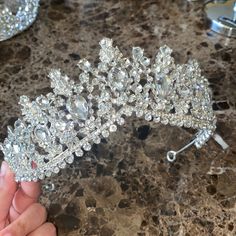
[
  {"xmin": 0, "ymin": 0, "xmax": 39, "ymax": 41},
  {"xmin": 0, "ymin": 38, "xmax": 228, "ymax": 182}
]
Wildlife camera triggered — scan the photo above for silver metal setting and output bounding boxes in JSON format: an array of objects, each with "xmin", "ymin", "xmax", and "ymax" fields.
[
  {"xmin": 0, "ymin": 0, "xmax": 40, "ymax": 41},
  {"xmin": 0, "ymin": 38, "xmax": 218, "ymax": 182}
]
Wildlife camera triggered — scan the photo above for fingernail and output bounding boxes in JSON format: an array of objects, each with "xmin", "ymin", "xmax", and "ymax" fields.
[{"xmin": 0, "ymin": 161, "xmax": 8, "ymax": 177}]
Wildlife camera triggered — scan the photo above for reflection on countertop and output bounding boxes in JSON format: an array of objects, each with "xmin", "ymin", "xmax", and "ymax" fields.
[{"xmin": 0, "ymin": 0, "xmax": 236, "ymax": 235}]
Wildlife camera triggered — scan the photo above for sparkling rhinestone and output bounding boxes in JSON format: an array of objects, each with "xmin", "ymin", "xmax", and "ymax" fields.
[
  {"xmin": 53, "ymin": 167, "xmax": 60, "ymax": 174},
  {"xmin": 75, "ymin": 149, "xmax": 84, "ymax": 157},
  {"xmin": 117, "ymin": 117, "xmax": 125, "ymax": 125},
  {"xmin": 140, "ymin": 57, "xmax": 150, "ymax": 66},
  {"xmin": 59, "ymin": 161, "xmax": 67, "ymax": 169},
  {"xmin": 38, "ymin": 173, "xmax": 45, "ymax": 180},
  {"xmin": 108, "ymin": 67, "xmax": 127, "ymax": 91},
  {"xmin": 159, "ymin": 45, "xmax": 173, "ymax": 55},
  {"xmin": 36, "ymin": 96, "xmax": 49, "ymax": 107},
  {"xmin": 110, "ymin": 124, "xmax": 117, "ymax": 132},
  {"xmin": 147, "ymin": 76, "xmax": 154, "ymax": 82},
  {"xmin": 78, "ymin": 59, "xmax": 91, "ymax": 72},
  {"xmin": 13, "ymin": 144, "xmax": 21, "ymax": 154},
  {"xmin": 124, "ymin": 107, "xmax": 133, "ymax": 116},
  {"xmin": 66, "ymin": 155, "xmax": 74, "ymax": 164},
  {"xmin": 132, "ymin": 47, "xmax": 143, "ymax": 61},
  {"xmin": 156, "ymin": 76, "xmax": 172, "ymax": 98},
  {"xmin": 177, "ymin": 120, "xmax": 184, "ymax": 127},
  {"xmin": 54, "ymin": 121, "xmax": 67, "ymax": 131},
  {"xmin": 79, "ymin": 73, "xmax": 89, "ymax": 83},
  {"xmin": 195, "ymin": 142, "xmax": 202, "ymax": 149},
  {"xmin": 14, "ymin": 120, "xmax": 24, "ymax": 129},
  {"xmin": 101, "ymin": 91, "xmax": 110, "ymax": 101},
  {"xmin": 66, "ymin": 95, "xmax": 89, "ymax": 121},
  {"xmin": 34, "ymin": 126, "xmax": 50, "ymax": 142},
  {"xmin": 99, "ymin": 38, "xmax": 113, "ymax": 48},
  {"xmin": 45, "ymin": 171, "xmax": 52, "ymax": 177},
  {"xmin": 93, "ymin": 136, "xmax": 101, "ymax": 144},
  {"xmin": 102, "ymin": 130, "xmax": 109, "ymax": 138},
  {"xmin": 153, "ymin": 117, "xmax": 160, "ymax": 123},
  {"xmin": 145, "ymin": 113, "xmax": 152, "ymax": 121},
  {"xmin": 128, "ymin": 94, "xmax": 136, "ymax": 103},
  {"xmin": 136, "ymin": 110, "xmax": 143, "ymax": 118},
  {"xmin": 83, "ymin": 143, "xmax": 92, "ymax": 151},
  {"xmin": 161, "ymin": 118, "xmax": 169, "ymax": 125},
  {"xmin": 19, "ymin": 95, "xmax": 30, "ymax": 105}
]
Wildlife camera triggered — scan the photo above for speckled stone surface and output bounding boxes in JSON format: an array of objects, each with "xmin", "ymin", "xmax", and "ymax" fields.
[{"xmin": 0, "ymin": 0, "xmax": 236, "ymax": 235}]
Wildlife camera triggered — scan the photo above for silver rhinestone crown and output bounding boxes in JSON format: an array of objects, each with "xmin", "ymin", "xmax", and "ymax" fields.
[
  {"xmin": 0, "ymin": 0, "xmax": 39, "ymax": 41},
  {"xmin": 0, "ymin": 38, "xmax": 217, "ymax": 182}
]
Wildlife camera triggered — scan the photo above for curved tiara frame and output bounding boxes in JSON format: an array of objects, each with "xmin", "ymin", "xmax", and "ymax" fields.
[
  {"xmin": 0, "ymin": 0, "xmax": 39, "ymax": 41},
  {"xmin": 0, "ymin": 38, "xmax": 221, "ymax": 182}
]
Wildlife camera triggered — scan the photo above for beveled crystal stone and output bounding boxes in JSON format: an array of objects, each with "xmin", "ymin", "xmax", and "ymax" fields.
[
  {"xmin": 54, "ymin": 121, "xmax": 67, "ymax": 131},
  {"xmin": 140, "ymin": 57, "xmax": 150, "ymax": 67},
  {"xmin": 117, "ymin": 117, "xmax": 125, "ymax": 125},
  {"xmin": 66, "ymin": 95, "xmax": 88, "ymax": 121},
  {"xmin": 75, "ymin": 149, "xmax": 84, "ymax": 157},
  {"xmin": 132, "ymin": 47, "xmax": 144, "ymax": 61},
  {"xmin": 58, "ymin": 161, "xmax": 67, "ymax": 169},
  {"xmin": 83, "ymin": 143, "xmax": 91, "ymax": 151},
  {"xmin": 108, "ymin": 67, "xmax": 127, "ymax": 91},
  {"xmin": 78, "ymin": 59, "xmax": 91, "ymax": 72},
  {"xmin": 102, "ymin": 130, "xmax": 109, "ymax": 138},
  {"xmin": 109, "ymin": 124, "xmax": 117, "ymax": 132},
  {"xmin": 36, "ymin": 95, "xmax": 49, "ymax": 108},
  {"xmin": 45, "ymin": 170, "xmax": 52, "ymax": 177},
  {"xmin": 145, "ymin": 113, "xmax": 152, "ymax": 121},
  {"xmin": 13, "ymin": 143, "xmax": 21, "ymax": 154},
  {"xmin": 93, "ymin": 136, "xmax": 101, "ymax": 144},
  {"xmin": 159, "ymin": 45, "xmax": 173, "ymax": 55},
  {"xmin": 66, "ymin": 154, "xmax": 74, "ymax": 164},
  {"xmin": 38, "ymin": 173, "xmax": 45, "ymax": 180},
  {"xmin": 99, "ymin": 38, "xmax": 113, "ymax": 48},
  {"xmin": 53, "ymin": 166, "xmax": 60, "ymax": 173},
  {"xmin": 156, "ymin": 76, "xmax": 172, "ymax": 97},
  {"xmin": 14, "ymin": 119, "xmax": 24, "ymax": 129},
  {"xmin": 34, "ymin": 125, "xmax": 50, "ymax": 143}
]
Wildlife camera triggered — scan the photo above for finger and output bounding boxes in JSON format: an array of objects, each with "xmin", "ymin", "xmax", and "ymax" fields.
[
  {"xmin": 0, "ymin": 161, "xmax": 17, "ymax": 230},
  {"xmin": 28, "ymin": 223, "xmax": 57, "ymax": 236},
  {"xmin": 11, "ymin": 181, "xmax": 41, "ymax": 221},
  {"xmin": 0, "ymin": 203, "xmax": 47, "ymax": 236},
  {"xmin": 9, "ymin": 206, "xmax": 20, "ymax": 223}
]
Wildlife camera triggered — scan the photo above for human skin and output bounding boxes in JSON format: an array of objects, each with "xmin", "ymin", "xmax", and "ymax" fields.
[{"xmin": 0, "ymin": 161, "xmax": 57, "ymax": 236}]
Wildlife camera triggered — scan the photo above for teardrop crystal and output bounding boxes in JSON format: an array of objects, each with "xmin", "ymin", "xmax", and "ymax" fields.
[
  {"xmin": 34, "ymin": 126, "xmax": 50, "ymax": 142},
  {"xmin": 66, "ymin": 95, "xmax": 89, "ymax": 121}
]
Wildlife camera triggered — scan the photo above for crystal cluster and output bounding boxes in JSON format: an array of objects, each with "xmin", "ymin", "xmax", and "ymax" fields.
[
  {"xmin": 0, "ymin": 38, "xmax": 216, "ymax": 181},
  {"xmin": 0, "ymin": 0, "xmax": 39, "ymax": 41}
]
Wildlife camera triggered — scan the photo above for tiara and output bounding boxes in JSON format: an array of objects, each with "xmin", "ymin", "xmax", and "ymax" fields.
[
  {"xmin": 0, "ymin": 0, "xmax": 39, "ymax": 41},
  {"xmin": 0, "ymin": 38, "xmax": 228, "ymax": 182}
]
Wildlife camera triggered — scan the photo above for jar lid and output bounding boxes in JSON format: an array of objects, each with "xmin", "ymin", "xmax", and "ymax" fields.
[{"xmin": 204, "ymin": 0, "xmax": 236, "ymax": 38}]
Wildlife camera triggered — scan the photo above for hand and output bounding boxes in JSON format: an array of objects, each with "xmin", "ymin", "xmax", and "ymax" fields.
[{"xmin": 0, "ymin": 161, "xmax": 56, "ymax": 236}]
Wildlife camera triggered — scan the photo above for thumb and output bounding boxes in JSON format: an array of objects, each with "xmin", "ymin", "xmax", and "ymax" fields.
[{"xmin": 0, "ymin": 161, "xmax": 17, "ymax": 230}]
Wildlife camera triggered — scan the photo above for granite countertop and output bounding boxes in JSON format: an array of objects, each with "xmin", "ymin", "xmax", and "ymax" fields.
[{"xmin": 0, "ymin": 0, "xmax": 236, "ymax": 235}]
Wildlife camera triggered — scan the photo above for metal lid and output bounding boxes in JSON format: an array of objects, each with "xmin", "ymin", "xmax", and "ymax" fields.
[{"xmin": 204, "ymin": 0, "xmax": 236, "ymax": 38}]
